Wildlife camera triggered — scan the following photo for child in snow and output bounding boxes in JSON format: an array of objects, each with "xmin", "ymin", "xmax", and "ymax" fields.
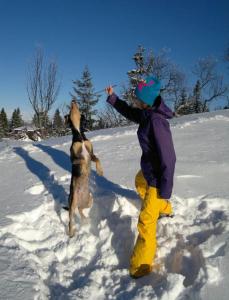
[{"xmin": 105, "ymin": 76, "xmax": 176, "ymax": 278}]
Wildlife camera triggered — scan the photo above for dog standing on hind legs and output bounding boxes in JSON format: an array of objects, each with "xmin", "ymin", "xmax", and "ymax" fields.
[{"xmin": 65, "ymin": 99, "xmax": 103, "ymax": 237}]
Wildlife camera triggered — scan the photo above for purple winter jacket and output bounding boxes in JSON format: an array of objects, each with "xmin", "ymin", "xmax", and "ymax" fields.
[{"xmin": 107, "ymin": 94, "xmax": 176, "ymax": 199}]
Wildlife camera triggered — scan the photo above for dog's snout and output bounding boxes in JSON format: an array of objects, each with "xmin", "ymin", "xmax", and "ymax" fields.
[{"xmin": 71, "ymin": 99, "xmax": 79, "ymax": 110}]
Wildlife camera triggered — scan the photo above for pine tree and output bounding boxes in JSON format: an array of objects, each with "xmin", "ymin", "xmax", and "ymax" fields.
[
  {"xmin": 11, "ymin": 108, "xmax": 24, "ymax": 129},
  {"xmin": 16, "ymin": 108, "xmax": 24, "ymax": 126},
  {"xmin": 53, "ymin": 109, "xmax": 63, "ymax": 135},
  {"xmin": 123, "ymin": 46, "xmax": 153, "ymax": 104},
  {"xmin": 11, "ymin": 110, "xmax": 17, "ymax": 129},
  {"xmin": 180, "ymin": 88, "xmax": 188, "ymax": 106},
  {"xmin": 124, "ymin": 46, "xmax": 185, "ymax": 111},
  {"xmin": 175, "ymin": 88, "xmax": 192, "ymax": 115},
  {"xmin": 0, "ymin": 108, "xmax": 9, "ymax": 135},
  {"xmin": 0, "ymin": 116, "xmax": 4, "ymax": 139},
  {"xmin": 71, "ymin": 66, "xmax": 100, "ymax": 130},
  {"xmin": 192, "ymin": 80, "xmax": 207, "ymax": 113},
  {"xmin": 193, "ymin": 80, "xmax": 201, "ymax": 113}
]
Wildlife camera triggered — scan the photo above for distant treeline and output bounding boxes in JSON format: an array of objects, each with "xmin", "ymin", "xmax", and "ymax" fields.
[
  {"xmin": 0, "ymin": 107, "xmax": 69, "ymax": 140},
  {"xmin": 1, "ymin": 45, "xmax": 229, "ymax": 140}
]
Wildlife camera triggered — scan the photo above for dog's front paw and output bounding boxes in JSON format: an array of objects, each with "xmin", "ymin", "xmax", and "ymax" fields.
[{"xmin": 96, "ymin": 166, "xmax": 103, "ymax": 176}]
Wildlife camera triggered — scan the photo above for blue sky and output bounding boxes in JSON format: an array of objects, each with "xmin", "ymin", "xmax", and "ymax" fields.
[{"xmin": 0, "ymin": 0, "xmax": 228, "ymax": 120}]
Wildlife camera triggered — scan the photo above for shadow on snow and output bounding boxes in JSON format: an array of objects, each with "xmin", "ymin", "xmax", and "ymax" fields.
[
  {"xmin": 34, "ymin": 143, "xmax": 71, "ymax": 173},
  {"xmin": 13, "ymin": 147, "xmax": 68, "ymax": 225}
]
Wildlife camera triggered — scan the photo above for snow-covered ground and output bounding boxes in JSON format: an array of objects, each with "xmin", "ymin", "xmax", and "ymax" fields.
[{"xmin": 0, "ymin": 109, "xmax": 229, "ymax": 300}]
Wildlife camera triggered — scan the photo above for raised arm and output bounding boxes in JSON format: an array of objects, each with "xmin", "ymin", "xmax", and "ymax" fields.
[{"xmin": 106, "ymin": 86, "xmax": 143, "ymax": 124}]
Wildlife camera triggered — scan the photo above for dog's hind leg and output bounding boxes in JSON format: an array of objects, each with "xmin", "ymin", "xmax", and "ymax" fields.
[
  {"xmin": 88, "ymin": 192, "xmax": 93, "ymax": 207},
  {"xmin": 79, "ymin": 193, "xmax": 93, "ymax": 220},
  {"xmin": 79, "ymin": 208, "xmax": 87, "ymax": 220},
  {"xmin": 68, "ymin": 188, "xmax": 78, "ymax": 238},
  {"xmin": 68, "ymin": 175, "xmax": 73, "ymax": 207}
]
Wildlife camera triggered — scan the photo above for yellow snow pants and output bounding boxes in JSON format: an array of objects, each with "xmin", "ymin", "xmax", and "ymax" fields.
[{"xmin": 129, "ymin": 170, "xmax": 173, "ymax": 278}]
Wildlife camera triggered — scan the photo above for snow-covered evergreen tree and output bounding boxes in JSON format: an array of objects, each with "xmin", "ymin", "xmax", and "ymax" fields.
[
  {"xmin": 123, "ymin": 46, "xmax": 152, "ymax": 104},
  {"xmin": 175, "ymin": 88, "xmax": 188, "ymax": 113},
  {"xmin": 192, "ymin": 80, "xmax": 205, "ymax": 113},
  {"xmin": 53, "ymin": 109, "xmax": 63, "ymax": 135},
  {"xmin": 0, "ymin": 116, "xmax": 4, "ymax": 139},
  {"xmin": 10, "ymin": 108, "xmax": 24, "ymax": 129},
  {"xmin": 0, "ymin": 108, "xmax": 9, "ymax": 136},
  {"xmin": 71, "ymin": 66, "xmax": 100, "ymax": 130},
  {"xmin": 123, "ymin": 46, "xmax": 185, "ymax": 108}
]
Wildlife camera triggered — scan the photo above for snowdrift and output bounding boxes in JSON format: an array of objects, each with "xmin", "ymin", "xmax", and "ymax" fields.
[{"xmin": 0, "ymin": 110, "xmax": 229, "ymax": 299}]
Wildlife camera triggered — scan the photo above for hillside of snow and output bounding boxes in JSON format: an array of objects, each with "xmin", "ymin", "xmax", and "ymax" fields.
[{"xmin": 0, "ymin": 109, "xmax": 229, "ymax": 300}]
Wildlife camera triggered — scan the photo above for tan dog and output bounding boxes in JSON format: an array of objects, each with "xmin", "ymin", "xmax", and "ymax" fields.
[{"xmin": 66, "ymin": 100, "xmax": 103, "ymax": 237}]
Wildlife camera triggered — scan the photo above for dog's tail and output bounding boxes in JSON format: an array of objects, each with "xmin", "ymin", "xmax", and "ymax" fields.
[{"xmin": 91, "ymin": 154, "xmax": 103, "ymax": 176}]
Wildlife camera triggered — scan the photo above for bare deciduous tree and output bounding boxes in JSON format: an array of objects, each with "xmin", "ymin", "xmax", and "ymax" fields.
[
  {"xmin": 150, "ymin": 49, "xmax": 186, "ymax": 98},
  {"xmin": 27, "ymin": 48, "xmax": 60, "ymax": 135},
  {"xmin": 193, "ymin": 57, "xmax": 228, "ymax": 110},
  {"xmin": 97, "ymin": 103, "xmax": 127, "ymax": 128}
]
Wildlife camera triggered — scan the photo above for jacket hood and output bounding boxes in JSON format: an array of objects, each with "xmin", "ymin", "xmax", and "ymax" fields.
[{"xmin": 153, "ymin": 96, "xmax": 173, "ymax": 119}]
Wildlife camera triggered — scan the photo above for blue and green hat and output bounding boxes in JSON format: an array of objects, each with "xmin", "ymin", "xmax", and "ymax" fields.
[{"xmin": 135, "ymin": 76, "xmax": 161, "ymax": 106}]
